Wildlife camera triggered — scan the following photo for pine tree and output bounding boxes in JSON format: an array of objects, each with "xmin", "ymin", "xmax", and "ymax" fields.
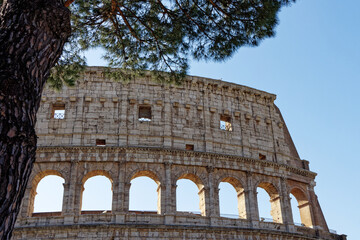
[{"xmin": 0, "ymin": 0, "xmax": 294, "ymax": 238}]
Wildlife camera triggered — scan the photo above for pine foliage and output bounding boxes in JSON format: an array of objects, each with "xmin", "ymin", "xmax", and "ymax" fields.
[{"xmin": 51, "ymin": 0, "xmax": 295, "ymax": 86}]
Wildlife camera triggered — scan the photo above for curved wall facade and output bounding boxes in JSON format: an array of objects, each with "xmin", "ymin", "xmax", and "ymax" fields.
[{"xmin": 13, "ymin": 67, "xmax": 345, "ymax": 240}]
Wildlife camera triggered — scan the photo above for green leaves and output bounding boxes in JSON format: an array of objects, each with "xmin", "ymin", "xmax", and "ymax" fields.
[
  {"xmin": 48, "ymin": 35, "xmax": 86, "ymax": 90},
  {"xmin": 52, "ymin": 0, "xmax": 295, "ymax": 87}
]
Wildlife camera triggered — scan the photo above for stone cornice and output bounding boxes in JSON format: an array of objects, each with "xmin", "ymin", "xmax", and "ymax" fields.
[
  {"xmin": 47, "ymin": 66, "xmax": 277, "ymax": 104},
  {"xmin": 36, "ymin": 146, "xmax": 316, "ymax": 178}
]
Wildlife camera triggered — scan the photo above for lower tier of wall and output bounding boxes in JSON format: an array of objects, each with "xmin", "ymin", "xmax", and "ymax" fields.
[{"xmin": 13, "ymin": 214, "xmax": 345, "ymax": 240}]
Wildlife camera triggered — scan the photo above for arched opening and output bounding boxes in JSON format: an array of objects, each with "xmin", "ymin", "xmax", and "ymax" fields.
[
  {"xmin": 257, "ymin": 187, "xmax": 272, "ymax": 221},
  {"xmin": 290, "ymin": 193, "xmax": 302, "ymax": 225},
  {"xmin": 219, "ymin": 177, "xmax": 247, "ymax": 219},
  {"xmin": 129, "ymin": 177, "xmax": 159, "ymax": 213},
  {"xmin": 129, "ymin": 170, "xmax": 161, "ymax": 214},
  {"xmin": 81, "ymin": 175, "xmax": 113, "ymax": 213},
  {"xmin": 176, "ymin": 173, "xmax": 206, "ymax": 216},
  {"xmin": 257, "ymin": 182, "xmax": 283, "ymax": 223},
  {"xmin": 290, "ymin": 188, "xmax": 313, "ymax": 227},
  {"xmin": 33, "ymin": 175, "xmax": 65, "ymax": 214}
]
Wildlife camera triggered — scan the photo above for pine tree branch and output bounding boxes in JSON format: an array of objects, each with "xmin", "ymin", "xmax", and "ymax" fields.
[
  {"xmin": 173, "ymin": 0, "xmax": 216, "ymax": 41},
  {"xmin": 193, "ymin": 2, "xmax": 235, "ymax": 38},
  {"xmin": 114, "ymin": 4, "xmax": 142, "ymax": 42},
  {"xmin": 206, "ymin": 0, "xmax": 230, "ymax": 18},
  {"xmin": 156, "ymin": 0, "xmax": 171, "ymax": 16},
  {"xmin": 118, "ymin": 3, "xmax": 175, "ymax": 73}
]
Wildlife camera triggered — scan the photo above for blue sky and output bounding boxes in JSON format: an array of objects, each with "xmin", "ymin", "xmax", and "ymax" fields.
[
  {"xmin": 190, "ymin": 0, "xmax": 360, "ymax": 240},
  {"xmin": 35, "ymin": 0, "xmax": 359, "ymax": 239},
  {"xmin": 187, "ymin": 0, "xmax": 359, "ymax": 238}
]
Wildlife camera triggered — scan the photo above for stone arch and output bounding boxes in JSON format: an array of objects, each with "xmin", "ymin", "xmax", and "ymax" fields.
[
  {"xmin": 80, "ymin": 170, "xmax": 113, "ymax": 212},
  {"xmin": 129, "ymin": 170, "xmax": 161, "ymax": 185},
  {"xmin": 219, "ymin": 176, "xmax": 247, "ymax": 219},
  {"xmin": 128, "ymin": 169, "xmax": 162, "ymax": 214},
  {"xmin": 81, "ymin": 170, "xmax": 114, "ymax": 185},
  {"xmin": 28, "ymin": 170, "xmax": 65, "ymax": 216},
  {"xmin": 178, "ymin": 173, "xmax": 205, "ymax": 189},
  {"xmin": 176, "ymin": 172, "xmax": 207, "ymax": 216},
  {"xmin": 125, "ymin": 163, "xmax": 164, "ymax": 185},
  {"xmin": 289, "ymin": 187, "xmax": 313, "ymax": 227},
  {"xmin": 171, "ymin": 166, "xmax": 208, "ymax": 189},
  {"xmin": 214, "ymin": 172, "xmax": 247, "ymax": 193},
  {"xmin": 258, "ymin": 182, "xmax": 280, "ymax": 197},
  {"xmin": 256, "ymin": 181, "xmax": 283, "ymax": 223}
]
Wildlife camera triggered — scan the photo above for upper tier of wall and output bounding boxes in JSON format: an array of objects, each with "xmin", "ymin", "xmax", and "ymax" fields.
[{"xmin": 36, "ymin": 67, "xmax": 305, "ymax": 169}]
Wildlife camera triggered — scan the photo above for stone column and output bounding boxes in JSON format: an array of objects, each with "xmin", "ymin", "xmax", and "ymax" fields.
[
  {"xmin": 114, "ymin": 160, "xmax": 126, "ymax": 223},
  {"xmin": 237, "ymin": 189, "xmax": 247, "ymax": 219},
  {"xmin": 198, "ymin": 186, "xmax": 208, "ymax": 217},
  {"xmin": 279, "ymin": 177, "xmax": 295, "ymax": 232},
  {"xmin": 213, "ymin": 187, "xmax": 220, "ymax": 217},
  {"xmin": 245, "ymin": 171, "xmax": 259, "ymax": 228},
  {"xmin": 112, "ymin": 161, "xmax": 123, "ymax": 212},
  {"xmin": 158, "ymin": 183, "xmax": 164, "ymax": 214},
  {"xmin": 163, "ymin": 164, "xmax": 175, "ymax": 225},
  {"xmin": 111, "ymin": 178, "xmax": 120, "ymax": 213},
  {"xmin": 62, "ymin": 160, "xmax": 80, "ymax": 224},
  {"xmin": 171, "ymin": 183, "xmax": 177, "ymax": 212},
  {"xmin": 206, "ymin": 166, "xmax": 218, "ymax": 217},
  {"xmin": 203, "ymin": 90, "xmax": 213, "ymax": 152},
  {"xmin": 163, "ymin": 87, "xmax": 173, "ymax": 148},
  {"xmin": 163, "ymin": 162, "xmax": 175, "ymax": 214},
  {"xmin": 61, "ymin": 182, "xmax": 70, "ymax": 212},
  {"xmin": 73, "ymin": 183, "xmax": 84, "ymax": 216},
  {"xmin": 118, "ymin": 93, "xmax": 128, "ymax": 145},
  {"xmin": 123, "ymin": 182, "xmax": 131, "ymax": 212}
]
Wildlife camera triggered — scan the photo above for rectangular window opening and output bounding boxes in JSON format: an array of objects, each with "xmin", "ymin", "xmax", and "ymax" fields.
[
  {"xmin": 259, "ymin": 153, "xmax": 266, "ymax": 160},
  {"xmin": 139, "ymin": 106, "xmax": 152, "ymax": 122},
  {"xmin": 52, "ymin": 104, "xmax": 65, "ymax": 119},
  {"xmin": 186, "ymin": 144, "xmax": 194, "ymax": 151},
  {"xmin": 96, "ymin": 139, "xmax": 106, "ymax": 146},
  {"xmin": 220, "ymin": 115, "xmax": 232, "ymax": 131}
]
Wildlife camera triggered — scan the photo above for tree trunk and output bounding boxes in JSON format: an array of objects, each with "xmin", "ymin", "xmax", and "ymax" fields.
[{"xmin": 0, "ymin": 0, "xmax": 71, "ymax": 239}]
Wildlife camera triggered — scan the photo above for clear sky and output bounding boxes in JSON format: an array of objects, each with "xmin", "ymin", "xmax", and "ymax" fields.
[
  {"xmin": 186, "ymin": 0, "xmax": 360, "ymax": 238},
  {"xmin": 34, "ymin": 0, "xmax": 359, "ymax": 239}
]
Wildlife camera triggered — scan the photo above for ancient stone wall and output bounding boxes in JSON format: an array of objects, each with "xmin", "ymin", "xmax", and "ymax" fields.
[{"xmin": 13, "ymin": 67, "xmax": 345, "ymax": 240}]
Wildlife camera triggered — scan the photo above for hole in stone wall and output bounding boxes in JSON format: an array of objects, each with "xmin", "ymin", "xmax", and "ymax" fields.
[
  {"xmin": 139, "ymin": 106, "xmax": 152, "ymax": 122},
  {"xmin": 81, "ymin": 176, "xmax": 112, "ymax": 212},
  {"xmin": 96, "ymin": 139, "xmax": 106, "ymax": 146},
  {"xmin": 186, "ymin": 144, "xmax": 194, "ymax": 151},
  {"xmin": 52, "ymin": 104, "xmax": 65, "ymax": 119},
  {"xmin": 33, "ymin": 175, "xmax": 64, "ymax": 213},
  {"xmin": 220, "ymin": 115, "xmax": 232, "ymax": 131},
  {"xmin": 176, "ymin": 179, "xmax": 200, "ymax": 214},
  {"xmin": 259, "ymin": 153, "xmax": 266, "ymax": 160},
  {"xmin": 129, "ymin": 176, "xmax": 158, "ymax": 212}
]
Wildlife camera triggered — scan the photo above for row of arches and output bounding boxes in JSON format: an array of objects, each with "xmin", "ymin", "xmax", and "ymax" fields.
[{"xmin": 30, "ymin": 169, "xmax": 313, "ymax": 228}]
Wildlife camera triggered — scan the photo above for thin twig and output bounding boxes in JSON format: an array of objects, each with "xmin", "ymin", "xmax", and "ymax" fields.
[{"xmin": 207, "ymin": 0, "xmax": 230, "ymax": 17}]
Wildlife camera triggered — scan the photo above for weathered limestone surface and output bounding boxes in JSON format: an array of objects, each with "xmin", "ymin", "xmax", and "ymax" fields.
[{"xmin": 13, "ymin": 67, "xmax": 345, "ymax": 240}]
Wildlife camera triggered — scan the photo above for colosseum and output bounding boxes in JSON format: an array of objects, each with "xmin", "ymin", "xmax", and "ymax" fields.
[{"xmin": 13, "ymin": 67, "xmax": 345, "ymax": 240}]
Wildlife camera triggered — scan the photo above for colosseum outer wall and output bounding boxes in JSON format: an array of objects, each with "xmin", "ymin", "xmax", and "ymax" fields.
[{"xmin": 13, "ymin": 67, "xmax": 345, "ymax": 240}]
